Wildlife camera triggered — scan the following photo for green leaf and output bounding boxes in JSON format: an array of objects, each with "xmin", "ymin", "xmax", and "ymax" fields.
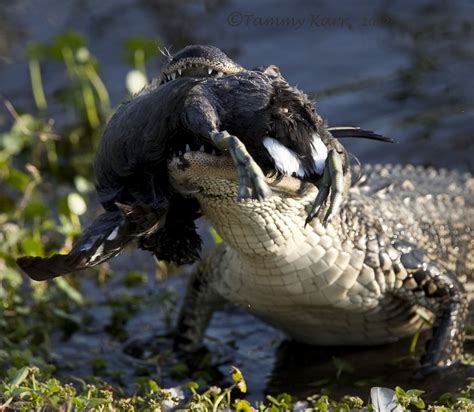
[
  {"xmin": 24, "ymin": 41, "xmax": 49, "ymax": 60},
  {"xmin": 0, "ymin": 132, "xmax": 26, "ymax": 155},
  {"xmin": 21, "ymin": 236, "xmax": 44, "ymax": 256},
  {"xmin": 266, "ymin": 395, "xmax": 279, "ymax": 405},
  {"xmin": 23, "ymin": 200, "xmax": 49, "ymax": 219},
  {"xmin": 234, "ymin": 399, "xmax": 252, "ymax": 412},
  {"xmin": 313, "ymin": 400, "xmax": 328, "ymax": 412},
  {"xmin": 123, "ymin": 271, "xmax": 146, "ymax": 287},
  {"xmin": 209, "ymin": 227, "xmax": 223, "ymax": 244},
  {"xmin": 185, "ymin": 382, "xmax": 199, "ymax": 391},
  {"xmin": 48, "ymin": 31, "xmax": 86, "ymax": 60},
  {"xmin": 147, "ymin": 379, "xmax": 160, "ymax": 393},
  {"xmin": 11, "ymin": 113, "xmax": 43, "ymax": 136},
  {"xmin": 411, "ymin": 398, "xmax": 425, "ymax": 409},
  {"xmin": 230, "ymin": 366, "xmax": 247, "ymax": 393},
  {"xmin": 395, "ymin": 386, "xmax": 406, "ymax": 397},
  {"xmin": 277, "ymin": 393, "xmax": 292, "ymax": 405},
  {"xmin": 10, "ymin": 367, "xmax": 30, "ymax": 388},
  {"xmin": 6, "ymin": 168, "xmax": 29, "ymax": 191},
  {"xmin": 54, "ymin": 277, "xmax": 84, "ymax": 305},
  {"xmin": 406, "ymin": 389, "xmax": 424, "ymax": 397}
]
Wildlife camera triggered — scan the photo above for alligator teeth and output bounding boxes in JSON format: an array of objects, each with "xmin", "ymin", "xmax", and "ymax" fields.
[
  {"xmin": 200, "ymin": 145, "xmax": 205, "ymax": 152},
  {"xmin": 208, "ymin": 68, "xmax": 213, "ymax": 75},
  {"xmin": 186, "ymin": 144, "xmax": 191, "ymax": 152},
  {"xmin": 211, "ymin": 149, "xmax": 216, "ymax": 155},
  {"xmin": 177, "ymin": 68, "xmax": 182, "ymax": 75},
  {"xmin": 217, "ymin": 71, "xmax": 223, "ymax": 77},
  {"xmin": 170, "ymin": 72, "xmax": 176, "ymax": 80}
]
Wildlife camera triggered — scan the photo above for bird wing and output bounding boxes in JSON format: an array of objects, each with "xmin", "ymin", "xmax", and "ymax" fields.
[{"xmin": 17, "ymin": 202, "xmax": 167, "ymax": 281}]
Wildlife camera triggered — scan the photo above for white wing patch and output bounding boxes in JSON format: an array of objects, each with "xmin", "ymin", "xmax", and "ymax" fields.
[
  {"xmin": 89, "ymin": 244, "xmax": 105, "ymax": 262},
  {"xmin": 263, "ymin": 137, "xmax": 305, "ymax": 177},
  {"xmin": 107, "ymin": 226, "xmax": 119, "ymax": 241},
  {"xmin": 263, "ymin": 134, "xmax": 328, "ymax": 177},
  {"xmin": 310, "ymin": 133, "xmax": 328, "ymax": 175}
]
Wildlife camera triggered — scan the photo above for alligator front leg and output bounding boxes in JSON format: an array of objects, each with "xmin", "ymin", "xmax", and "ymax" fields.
[
  {"xmin": 210, "ymin": 130, "xmax": 272, "ymax": 201},
  {"xmin": 174, "ymin": 253, "xmax": 226, "ymax": 352},
  {"xmin": 390, "ymin": 241, "xmax": 469, "ymax": 376}
]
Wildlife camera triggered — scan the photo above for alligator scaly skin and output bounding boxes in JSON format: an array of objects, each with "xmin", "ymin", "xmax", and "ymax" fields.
[{"xmin": 175, "ymin": 163, "xmax": 473, "ymax": 372}]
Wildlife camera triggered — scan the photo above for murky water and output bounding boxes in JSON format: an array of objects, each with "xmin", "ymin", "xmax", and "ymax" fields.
[{"xmin": 1, "ymin": 0, "xmax": 473, "ymax": 402}]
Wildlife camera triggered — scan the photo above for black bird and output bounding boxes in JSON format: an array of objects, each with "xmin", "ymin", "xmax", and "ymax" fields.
[{"xmin": 17, "ymin": 45, "xmax": 392, "ymax": 281}]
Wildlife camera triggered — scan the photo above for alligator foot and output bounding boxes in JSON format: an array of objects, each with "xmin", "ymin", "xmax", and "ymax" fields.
[
  {"xmin": 305, "ymin": 149, "xmax": 345, "ymax": 226},
  {"xmin": 417, "ymin": 291, "xmax": 468, "ymax": 376},
  {"xmin": 210, "ymin": 130, "xmax": 272, "ymax": 201},
  {"xmin": 391, "ymin": 241, "xmax": 469, "ymax": 376},
  {"xmin": 174, "ymin": 254, "xmax": 226, "ymax": 353}
]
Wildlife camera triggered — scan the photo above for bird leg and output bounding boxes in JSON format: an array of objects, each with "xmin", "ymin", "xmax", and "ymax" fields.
[
  {"xmin": 209, "ymin": 130, "xmax": 272, "ymax": 201},
  {"xmin": 305, "ymin": 149, "xmax": 346, "ymax": 226},
  {"xmin": 210, "ymin": 131, "xmax": 347, "ymax": 225}
]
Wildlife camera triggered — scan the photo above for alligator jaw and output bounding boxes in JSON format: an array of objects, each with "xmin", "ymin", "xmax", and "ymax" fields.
[{"xmin": 168, "ymin": 151, "xmax": 315, "ymax": 200}]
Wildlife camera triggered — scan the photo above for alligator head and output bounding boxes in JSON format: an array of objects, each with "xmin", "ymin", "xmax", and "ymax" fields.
[{"xmin": 159, "ymin": 45, "xmax": 243, "ymax": 84}]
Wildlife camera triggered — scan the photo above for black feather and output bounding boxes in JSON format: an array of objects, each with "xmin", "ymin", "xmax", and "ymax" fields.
[
  {"xmin": 17, "ymin": 211, "xmax": 123, "ymax": 280},
  {"xmin": 328, "ymin": 127, "xmax": 395, "ymax": 143},
  {"xmin": 17, "ymin": 202, "xmax": 168, "ymax": 280}
]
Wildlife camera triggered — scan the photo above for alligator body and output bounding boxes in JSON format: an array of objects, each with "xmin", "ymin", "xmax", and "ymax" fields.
[{"xmin": 172, "ymin": 153, "xmax": 473, "ymax": 375}]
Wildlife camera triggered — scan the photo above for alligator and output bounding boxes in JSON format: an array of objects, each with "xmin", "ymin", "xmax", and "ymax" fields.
[
  {"xmin": 17, "ymin": 45, "xmax": 473, "ymax": 376},
  {"xmin": 171, "ymin": 155, "xmax": 473, "ymax": 376}
]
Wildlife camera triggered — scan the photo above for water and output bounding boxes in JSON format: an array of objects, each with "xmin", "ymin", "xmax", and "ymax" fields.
[{"xmin": 1, "ymin": 0, "xmax": 473, "ymax": 402}]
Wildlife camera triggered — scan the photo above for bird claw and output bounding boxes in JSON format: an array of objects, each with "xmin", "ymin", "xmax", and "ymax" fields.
[
  {"xmin": 305, "ymin": 149, "xmax": 345, "ymax": 226},
  {"xmin": 210, "ymin": 131, "xmax": 346, "ymax": 216},
  {"xmin": 210, "ymin": 131, "xmax": 271, "ymax": 201}
]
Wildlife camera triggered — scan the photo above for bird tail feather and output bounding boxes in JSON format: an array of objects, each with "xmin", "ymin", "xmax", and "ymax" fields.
[{"xmin": 17, "ymin": 211, "xmax": 127, "ymax": 281}]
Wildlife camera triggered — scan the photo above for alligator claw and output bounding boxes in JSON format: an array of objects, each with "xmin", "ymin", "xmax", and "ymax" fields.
[
  {"xmin": 210, "ymin": 130, "xmax": 272, "ymax": 201},
  {"xmin": 305, "ymin": 149, "xmax": 345, "ymax": 226}
]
